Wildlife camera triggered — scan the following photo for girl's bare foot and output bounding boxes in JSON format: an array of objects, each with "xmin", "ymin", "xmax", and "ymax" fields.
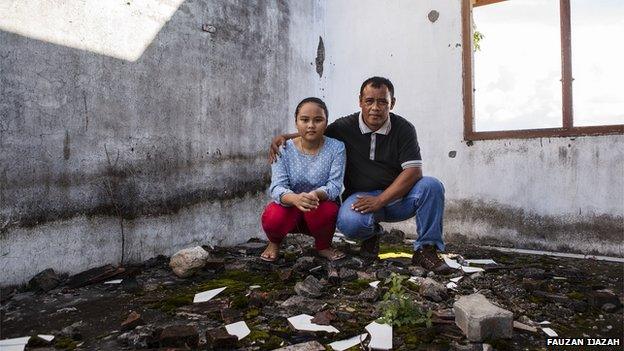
[
  {"xmin": 260, "ymin": 242, "xmax": 280, "ymax": 262},
  {"xmin": 317, "ymin": 247, "xmax": 346, "ymax": 261}
]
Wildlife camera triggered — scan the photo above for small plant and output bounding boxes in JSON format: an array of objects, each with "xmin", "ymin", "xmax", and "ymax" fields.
[
  {"xmin": 377, "ymin": 273, "xmax": 432, "ymax": 327},
  {"xmin": 473, "ymin": 23, "xmax": 485, "ymax": 52}
]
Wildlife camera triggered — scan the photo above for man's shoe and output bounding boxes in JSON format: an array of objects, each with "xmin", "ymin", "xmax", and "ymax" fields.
[
  {"xmin": 360, "ymin": 234, "xmax": 380, "ymax": 258},
  {"xmin": 412, "ymin": 245, "xmax": 454, "ymax": 275}
]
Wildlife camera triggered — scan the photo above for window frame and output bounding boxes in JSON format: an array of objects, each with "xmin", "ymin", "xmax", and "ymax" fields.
[{"xmin": 462, "ymin": 0, "xmax": 624, "ymax": 141}]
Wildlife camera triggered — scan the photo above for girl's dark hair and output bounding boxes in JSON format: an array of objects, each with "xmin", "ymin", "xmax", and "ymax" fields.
[{"xmin": 294, "ymin": 97, "xmax": 329, "ymax": 120}]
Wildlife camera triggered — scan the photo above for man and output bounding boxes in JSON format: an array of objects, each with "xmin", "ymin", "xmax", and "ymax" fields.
[{"xmin": 270, "ymin": 77, "xmax": 452, "ymax": 274}]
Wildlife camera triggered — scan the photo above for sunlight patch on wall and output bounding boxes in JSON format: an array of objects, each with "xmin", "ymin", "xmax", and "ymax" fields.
[{"xmin": 0, "ymin": 0, "xmax": 185, "ymax": 62}]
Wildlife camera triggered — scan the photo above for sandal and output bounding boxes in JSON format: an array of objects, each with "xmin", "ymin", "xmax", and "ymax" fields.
[
  {"xmin": 260, "ymin": 243, "xmax": 280, "ymax": 262},
  {"xmin": 317, "ymin": 248, "xmax": 346, "ymax": 261}
]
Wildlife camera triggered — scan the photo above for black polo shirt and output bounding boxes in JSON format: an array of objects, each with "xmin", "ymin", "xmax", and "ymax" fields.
[{"xmin": 325, "ymin": 112, "xmax": 422, "ymax": 198}]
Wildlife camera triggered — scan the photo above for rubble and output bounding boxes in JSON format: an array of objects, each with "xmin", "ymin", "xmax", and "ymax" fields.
[
  {"xmin": 294, "ymin": 275, "xmax": 323, "ymax": 298},
  {"xmin": 1, "ymin": 240, "xmax": 622, "ymax": 350},
  {"xmin": 287, "ymin": 314, "xmax": 339, "ymax": 333},
  {"xmin": 454, "ymin": 293, "xmax": 513, "ymax": 342},
  {"xmin": 273, "ymin": 340, "xmax": 325, "ymax": 351},
  {"xmin": 329, "ymin": 333, "xmax": 368, "ymax": 351},
  {"xmin": 159, "ymin": 324, "xmax": 199, "ymax": 348},
  {"xmin": 28, "ymin": 268, "xmax": 62, "ymax": 292},
  {"xmin": 169, "ymin": 246, "xmax": 210, "ymax": 278}
]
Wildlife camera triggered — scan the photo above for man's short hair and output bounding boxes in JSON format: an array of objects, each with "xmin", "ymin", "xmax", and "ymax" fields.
[{"xmin": 359, "ymin": 76, "xmax": 395, "ymax": 99}]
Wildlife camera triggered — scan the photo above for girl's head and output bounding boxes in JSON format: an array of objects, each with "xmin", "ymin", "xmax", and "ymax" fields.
[{"xmin": 294, "ymin": 97, "xmax": 328, "ymax": 142}]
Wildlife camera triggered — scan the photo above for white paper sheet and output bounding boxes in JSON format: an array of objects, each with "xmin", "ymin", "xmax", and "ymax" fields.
[
  {"xmin": 461, "ymin": 266, "xmax": 485, "ymax": 273},
  {"xmin": 369, "ymin": 281, "xmax": 380, "ymax": 288},
  {"xmin": 225, "ymin": 321, "xmax": 251, "ymax": 340},
  {"xmin": 193, "ymin": 287, "xmax": 226, "ymax": 303},
  {"xmin": 104, "ymin": 279, "xmax": 123, "ymax": 284},
  {"xmin": 542, "ymin": 327, "xmax": 558, "ymax": 337},
  {"xmin": 365, "ymin": 321, "xmax": 392, "ymax": 350},
  {"xmin": 329, "ymin": 333, "xmax": 368, "ymax": 351},
  {"xmin": 287, "ymin": 314, "xmax": 339, "ymax": 333},
  {"xmin": 464, "ymin": 259, "xmax": 497, "ymax": 265}
]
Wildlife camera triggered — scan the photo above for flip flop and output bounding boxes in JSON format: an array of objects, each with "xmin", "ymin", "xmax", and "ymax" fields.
[
  {"xmin": 260, "ymin": 255, "xmax": 278, "ymax": 262},
  {"xmin": 318, "ymin": 248, "xmax": 346, "ymax": 261}
]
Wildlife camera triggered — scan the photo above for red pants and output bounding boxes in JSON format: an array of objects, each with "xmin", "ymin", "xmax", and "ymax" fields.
[{"xmin": 261, "ymin": 201, "xmax": 339, "ymax": 250}]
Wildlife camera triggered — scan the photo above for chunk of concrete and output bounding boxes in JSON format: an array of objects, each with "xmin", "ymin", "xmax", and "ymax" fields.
[
  {"xmin": 169, "ymin": 246, "xmax": 209, "ymax": 278},
  {"xmin": 294, "ymin": 275, "xmax": 322, "ymax": 298},
  {"xmin": 159, "ymin": 325, "xmax": 199, "ymax": 348},
  {"xmin": 453, "ymin": 293, "xmax": 513, "ymax": 342},
  {"xmin": 28, "ymin": 268, "xmax": 62, "ymax": 292}
]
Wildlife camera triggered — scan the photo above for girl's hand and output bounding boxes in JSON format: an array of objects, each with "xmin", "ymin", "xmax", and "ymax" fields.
[{"xmin": 294, "ymin": 192, "xmax": 319, "ymax": 212}]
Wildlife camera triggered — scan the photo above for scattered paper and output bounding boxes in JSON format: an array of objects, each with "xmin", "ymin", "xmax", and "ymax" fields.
[
  {"xmin": 369, "ymin": 281, "xmax": 380, "ymax": 288},
  {"xmin": 446, "ymin": 282, "xmax": 458, "ymax": 289},
  {"xmin": 450, "ymin": 276, "xmax": 463, "ymax": 283},
  {"xmin": 365, "ymin": 321, "xmax": 392, "ymax": 350},
  {"xmin": 538, "ymin": 321, "xmax": 552, "ymax": 325},
  {"xmin": 0, "ymin": 337, "xmax": 30, "ymax": 351},
  {"xmin": 442, "ymin": 255, "xmax": 462, "ymax": 269},
  {"xmin": 225, "ymin": 321, "xmax": 251, "ymax": 340},
  {"xmin": 553, "ymin": 277, "xmax": 567, "ymax": 280},
  {"xmin": 513, "ymin": 321, "xmax": 537, "ymax": 333},
  {"xmin": 249, "ymin": 285, "xmax": 261, "ymax": 290},
  {"xmin": 542, "ymin": 327, "xmax": 558, "ymax": 337},
  {"xmin": 464, "ymin": 259, "xmax": 497, "ymax": 265},
  {"xmin": 287, "ymin": 314, "xmax": 339, "ymax": 333},
  {"xmin": 329, "ymin": 333, "xmax": 368, "ymax": 351},
  {"xmin": 0, "ymin": 335, "xmax": 55, "ymax": 351},
  {"xmin": 104, "ymin": 279, "xmax": 123, "ymax": 284},
  {"xmin": 378, "ymin": 252, "xmax": 412, "ymax": 259},
  {"xmin": 461, "ymin": 266, "xmax": 485, "ymax": 273},
  {"xmin": 193, "ymin": 287, "xmax": 226, "ymax": 303}
]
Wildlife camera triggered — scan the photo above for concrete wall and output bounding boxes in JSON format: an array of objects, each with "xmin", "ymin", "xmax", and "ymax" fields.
[
  {"xmin": 2, "ymin": 0, "xmax": 621, "ymax": 286},
  {"xmin": 0, "ymin": 0, "xmax": 324, "ymax": 285},
  {"xmin": 321, "ymin": 0, "xmax": 623, "ymax": 256}
]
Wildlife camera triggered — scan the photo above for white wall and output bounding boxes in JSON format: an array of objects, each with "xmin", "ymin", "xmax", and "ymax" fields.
[{"xmin": 321, "ymin": 0, "xmax": 623, "ymax": 255}]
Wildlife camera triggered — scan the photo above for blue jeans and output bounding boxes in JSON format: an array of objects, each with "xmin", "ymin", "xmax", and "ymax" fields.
[{"xmin": 336, "ymin": 176, "xmax": 445, "ymax": 251}]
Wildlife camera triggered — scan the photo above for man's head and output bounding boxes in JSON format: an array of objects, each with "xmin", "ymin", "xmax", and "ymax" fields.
[{"xmin": 358, "ymin": 76, "xmax": 396, "ymax": 132}]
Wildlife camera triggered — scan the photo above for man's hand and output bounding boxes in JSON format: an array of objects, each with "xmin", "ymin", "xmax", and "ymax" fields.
[
  {"xmin": 352, "ymin": 195, "xmax": 384, "ymax": 214},
  {"xmin": 283, "ymin": 192, "xmax": 319, "ymax": 212},
  {"xmin": 268, "ymin": 135, "xmax": 286, "ymax": 163}
]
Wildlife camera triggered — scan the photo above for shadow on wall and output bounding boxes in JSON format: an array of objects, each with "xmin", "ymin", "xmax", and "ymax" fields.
[{"xmin": 0, "ymin": 0, "xmax": 293, "ymax": 233}]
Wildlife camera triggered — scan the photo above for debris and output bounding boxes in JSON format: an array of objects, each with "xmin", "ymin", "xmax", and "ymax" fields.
[
  {"xmin": 0, "ymin": 336, "xmax": 30, "ymax": 351},
  {"xmin": 538, "ymin": 320, "xmax": 551, "ymax": 325},
  {"xmin": 461, "ymin": 266, "xmax": 485, "ymax": 274},
  {"xmin": 338, "ymin": 268, "xmax": 358, "ymax": 281},
  {"xmin": 273, "ymin": 340, "xmax": 325, "ymax": 351},
  {"xmin": 378, "ymin": 252, "xmax": 412, "ymax": 259},
  {"xmin": 159, "ymin": 325, "xmax": 199, "ymax": 348},
  {"xmin": 281, "ymin": 296, "xmax": 326, "ymax": 314},
  {"xmin": 60, "ymin": 320, "xmax": 83, "ymax": 340},
  {"xmin": 104, "ymin": 279, "xmax": 123, "ymax": 284},
  {"xmin": 513, "ymin": 321, "xmax": 537, "ymax": 333},
  {"xmin": 442, "ymin": 255, "xmax": 462, "ymax": 269},
  {"xmin": 237, "ymin": 241, "xmax": 267, "ymax": 255},
  {"xmin": 287, "ymin": 314, "xmax": 339, "ymax": 333},
  {"xmin": 311, "ymin": 310, "xmax": 336, "ymax": 325},
  {"xmin": 481, "ymin": 245, "xmax": 624, "ymax": 263},
  {"xmin": 450, "ymin": 276, "xmax": 463, "ymax": 283},
  {"xmin": 369, "ymin": 280, "xmax": 380, "ymax": 288},
  {"xmin": 380, "ymin": 229, "xmax": 405, "ymax": 244},
  {"xmin": 447, "ymin": 282, "xmax": 458, "ymax": 289},
  {"xmin": 169, "ymin": 246, "xmax": 209, "ymax": 278},
  {"xmin": 293, "ymin": 256, "xmax": 317, "ymax": 271},
  {"xmin": 588, "ymin": 289, "xmax": 622, "ymax": 310},
  {"xmin": 117, "ymin": 325, "xmax": 160, "ymax": 349},
  {"xmin": 249, "ymin": 285, "xmax": 261, "ymax": 290},
  {"xmin": 121, "ymin": 311, "xmax": 143, "ymax": 331},
  {"xmin": 206, "ymin": 327, "xmax": 238, "ymax": 349},
  {"xmin": 193, "ymin": 287, "xmax": 226, "ymax": 303},
  {"xmin": 454, "ymin": 293, "xmax": 513, "ymax": 342},
  {"xmin": 294, "ymin": 275, "xmax": 323, "ymax": 298},
  {"xmin": 28, "ymin": 268, "xmax": 62, "ymax": 292},
  {"xmin": 329, "ymin": 333, "xmax": 368, "ymax": 351},
  {"xmin": 409, "ymin": 277, "xmax": 447, "ymax": 302},
  {"xmin": 66, "ymin": 264, "xmax": 124, "ymax": 289},
  {"xmin": 365, "ymin": 321, "xmax": 392, "ymax": 350},
  {"xmin": 225, "ymin": 321, "xmax": 251, "ymax": 340},
  {"xmin": 465, "ymin": 259, "xmax": 497, "ymax": 265},
  {"xmin": 541, "ymin": 327, "xmax": 558, "ymax": 337}
]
